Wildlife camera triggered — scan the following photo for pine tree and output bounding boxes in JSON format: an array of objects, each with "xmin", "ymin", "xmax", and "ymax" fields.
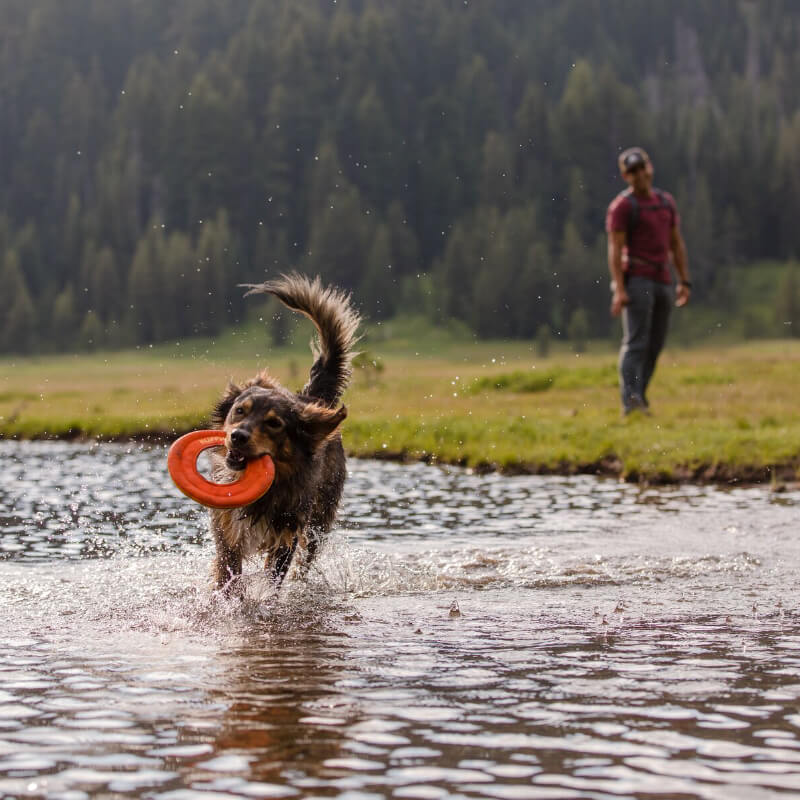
[
  {"xmin": 567, "ymin": 308, "xmax": 590, "ymax": 353},
  {"xmin": 307, "ymin": 137, "xmax": 347, "ymax": 222},
  {"xmin": 360, "ymin": 224, "xmax": 395, "ymax": 319},
  {"xmin": 386, "ymin": 201, "xmax": 420, "ymax": 278},
  {"xmin": 353, "ymin": 84, "xmax": 397, "ymax": 206},
  {"xmin": 92, "ymin": 247, "xmax": 121, "ymax": 323},
  {"xmin": 305, "ymin": 184, "xmax": 370, "ymax": 289},
  {"xmin": 127, "ymin": 228, "xmax": 165, "ymax": 343},
  {"xmin": 51, "ymin": 284, "xmax": 78, "ymax": 352},
  {"xmin": 471, "ymin": 229, "xmax": 515, "ymax": 338},
  {"xmin": 514, "ymin": 240, "xmax": 553, "ymax": 339},
  {"xmin": 558, "ymin": 220, "xmax": 592, "ymax": 326},
  {"xmin": 514, "ymin": 83, "xmax": 552, "ymax": 206},
  {"xmin": 194, "ymin": 209, "xmax": 234, "ymax": 334},
  {"xmin": 161, "ymin": 231, "xmax": 195, "ymax": 339},
  {"xmin": 776, "ymin": 262, "xmax": 800, "ymax": 338},
  {"xmin": 0, "ymin": 251, "xmax": 36, "ymax": 353},
  {"xmin": 479, "ymin": 132, "xmax": 514, "ymax": 211},
  {"xmin": 256, "ymin": 83, "xmax": 294, "ymax": 236},
  {"xmin": 467, "ymin": 206, "xmax": 532, "ymax": 338},
  {"xmin": 59, "ymin": 193, "xmax": 83, "ymax": 287},
  {"xmin": 78, "ymin": 310, "xmax": 105, "ymax": 352},
  {"xmin": 535, "ymin": 323, "xmax": 551, "ymax": 358},
  {"xmin": 13, "ymin": 222, "xmax": 45, "ymax": 297},
  {"xmin": 433, "ymin": 216, "xmax": 483, "ymax": 322},
  {"xmin": 681, "ymin": 175, "xmax": 714, "ymax": 297}
]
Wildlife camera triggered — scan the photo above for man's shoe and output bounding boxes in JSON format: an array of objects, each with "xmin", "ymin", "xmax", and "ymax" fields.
[{"xmin": 623, "ymin": 396, "xmax": 651, "ymax": 417}]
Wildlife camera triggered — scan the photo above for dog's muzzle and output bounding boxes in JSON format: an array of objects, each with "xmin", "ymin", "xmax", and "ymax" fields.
[
  {"xmin": 225, "ymin": 451, "xmax": 248, "ymax": 471},
  {"xmin": 226, "ymin": 428, "xmax": 251, "ymax": 470}
]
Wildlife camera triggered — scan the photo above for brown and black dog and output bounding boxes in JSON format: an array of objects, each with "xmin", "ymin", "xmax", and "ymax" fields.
[{"xmin": 208, "ymin": 273, "xmax": 360, "ymax": 591}]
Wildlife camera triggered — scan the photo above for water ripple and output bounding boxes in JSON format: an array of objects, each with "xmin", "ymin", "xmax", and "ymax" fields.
[{"xmin": 0, "ymin": 442, "xmax": 799, "ymax": 799}]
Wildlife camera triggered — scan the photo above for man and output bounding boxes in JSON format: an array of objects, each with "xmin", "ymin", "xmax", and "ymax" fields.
[{"xmin": 606, "ymin": 147, "xmax": 691, "ymax": 415}]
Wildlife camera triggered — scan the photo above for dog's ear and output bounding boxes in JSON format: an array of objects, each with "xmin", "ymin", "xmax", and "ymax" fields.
[
  {"xmin": 211, "ymin": 382, "xmax": 242, "ymax": 427},
  {"xmin": 299, "ymin": 403, "xmax": 347, "ymax": 442}
]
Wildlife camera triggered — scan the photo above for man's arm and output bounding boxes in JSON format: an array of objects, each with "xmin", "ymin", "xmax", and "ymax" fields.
[
  {"xmin": 670, "ymin": 225, "xmax": 691, "ymax": 307},
  {"xmin": 608, "ymin": 229, "xmax": 628, "ymax": 316}
]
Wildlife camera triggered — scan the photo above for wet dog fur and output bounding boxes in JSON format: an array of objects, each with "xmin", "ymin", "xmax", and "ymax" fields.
[{"xmin": 208, "ymin": 274, "xmax": 360, "ymax": 592}]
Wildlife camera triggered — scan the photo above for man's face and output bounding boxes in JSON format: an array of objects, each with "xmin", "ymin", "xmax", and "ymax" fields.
[{"xmin": 622, "ymin": 159, "xmax": 653, "ymax": 192}]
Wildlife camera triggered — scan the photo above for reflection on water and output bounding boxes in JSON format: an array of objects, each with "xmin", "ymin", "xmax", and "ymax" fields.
[{"xmin": 1, "ymin": 441, "xmax": 799, "ymax": 799}]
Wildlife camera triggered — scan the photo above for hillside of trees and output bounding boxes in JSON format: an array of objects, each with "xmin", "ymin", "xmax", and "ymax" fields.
[{"xmin": 1, "ymin": 0, "xmax": 800, "ymax": 353}]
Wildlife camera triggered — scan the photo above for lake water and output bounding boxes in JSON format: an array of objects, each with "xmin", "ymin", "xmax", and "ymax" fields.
[{"xmin": 1, "ymin": 441, "xmax": 799, "ymax": 799}]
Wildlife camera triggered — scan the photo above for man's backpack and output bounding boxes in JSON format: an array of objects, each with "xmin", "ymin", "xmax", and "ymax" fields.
[{"xmin": 621, "ymin": 187, "xmax": 671, "ymax": 243}]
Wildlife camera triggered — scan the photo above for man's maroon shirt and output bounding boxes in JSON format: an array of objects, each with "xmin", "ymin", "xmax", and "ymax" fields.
[{"xmin": 605, "ymin": 189, "xmax": 679, "ymax": 284}]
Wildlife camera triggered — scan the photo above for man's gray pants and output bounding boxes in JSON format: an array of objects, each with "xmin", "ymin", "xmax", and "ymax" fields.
[{"xmin": 618, "ymin": 275, "xmax": 673, "ymax": 412}]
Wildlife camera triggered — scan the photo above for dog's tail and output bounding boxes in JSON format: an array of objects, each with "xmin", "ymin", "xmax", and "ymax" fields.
[{"xmin": 242, "ymin": 273, "xmax": 361, "ymax": 407}]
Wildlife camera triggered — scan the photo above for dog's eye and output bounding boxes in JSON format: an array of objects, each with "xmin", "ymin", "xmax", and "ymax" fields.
[
  {"xmin": 263, "ymin": 417, "xmax": 284, "ymax": 431},
  {"xmin": 233, "ymin": 407, "xmax": 245, "ymax": 416}
]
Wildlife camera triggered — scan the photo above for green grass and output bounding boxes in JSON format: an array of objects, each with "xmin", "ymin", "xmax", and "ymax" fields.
[
  {"xmin": 1, "ymin": 328, "xmax": 799, "ymax": 483},
  {"xmin": 469, "ymin": 364, "xmax": 618, "ymax": 394}
]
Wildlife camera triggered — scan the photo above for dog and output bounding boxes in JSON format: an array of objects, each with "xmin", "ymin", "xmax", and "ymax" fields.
[{"xmin": 208, "ymin": 273, "xmax": 361, "ymax": 592}]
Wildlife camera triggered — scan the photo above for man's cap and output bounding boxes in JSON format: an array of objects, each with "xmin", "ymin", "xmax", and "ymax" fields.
[{"xmin": 618, "ymin": 147, "xmax": 650, "ymax": 173}]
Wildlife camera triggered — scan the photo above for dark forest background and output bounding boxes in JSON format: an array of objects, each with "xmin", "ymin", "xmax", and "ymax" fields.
[{"xmin": 1, "ymin": 0, "xmax": 800, "ymax": 354}]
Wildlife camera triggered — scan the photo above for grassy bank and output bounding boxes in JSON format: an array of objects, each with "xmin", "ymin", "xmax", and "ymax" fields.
[{"xmin": 1, "ymin": 323, "xmax": 798, "ymax": 484}]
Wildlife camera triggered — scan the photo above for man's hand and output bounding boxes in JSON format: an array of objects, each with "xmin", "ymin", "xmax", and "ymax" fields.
[
  {"xmin": 670, "ymin": 226, "xmax": 690, "ymax": 308},
  {"xmin": 610, "ymin": 287, "xmax": 629, "ymax": 316},
  {"xmin": 607, "ymin": 231, "xmax": 628, "ymax": 317}
]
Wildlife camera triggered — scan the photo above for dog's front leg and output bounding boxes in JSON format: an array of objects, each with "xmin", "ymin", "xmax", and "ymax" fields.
[
  {"xmin": 210, "ymin": 512, "xmax": 243, "ymax": 592},
  {"xmin": 305, "ymin": 529, "xmax": 322, "ymax": 567},
  {"xmin": 215, "ymin": 548, "xmax": 242, "ymax": 590},
  {"xmin": 214, "ymin": 543, "xmax": 243, "ymax": 593},
  {"xmin": 265, "ymin": 532, "xmax": 298, "ymax": 585}
]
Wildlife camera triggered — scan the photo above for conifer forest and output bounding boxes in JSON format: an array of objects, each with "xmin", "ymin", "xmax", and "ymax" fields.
[{"xmin": 1, "ymin": 0, "xmax": 800, "ymax": 353}]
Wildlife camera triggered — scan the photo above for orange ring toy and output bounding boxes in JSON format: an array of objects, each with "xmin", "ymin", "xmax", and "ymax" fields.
[{"xmin": 167, "ymin": 429, "xmax": 275, "ymax": 509}]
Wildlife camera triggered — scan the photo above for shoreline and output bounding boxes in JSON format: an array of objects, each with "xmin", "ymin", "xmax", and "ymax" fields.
[
  {"xmin": 2, "ymin": 340, "xmax": 798, "ymax": 491},
  {"xmin": 3, "ymin": 429, "xmax": 798, "ymax": 489}
]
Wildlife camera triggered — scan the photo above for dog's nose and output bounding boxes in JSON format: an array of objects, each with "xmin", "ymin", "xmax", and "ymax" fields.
[{"xmin": 230, "ymin": 428, "xmax": 250, "ymax": 446}]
